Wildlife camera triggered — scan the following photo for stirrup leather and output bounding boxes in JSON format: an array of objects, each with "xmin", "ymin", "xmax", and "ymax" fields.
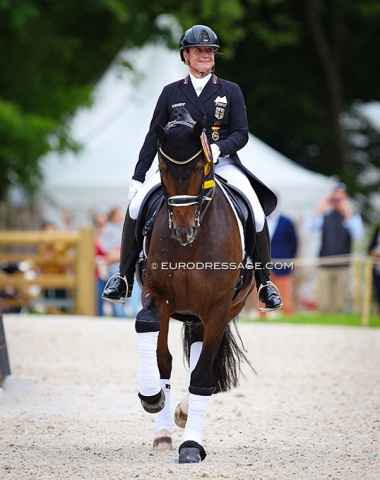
[
  {"xmin": 101, "ymin": 273, "xmax": 128, "ymax": 305},
  {"xmin": 257, "ymin": 281, "xmax": 283, "ymax": 313}
]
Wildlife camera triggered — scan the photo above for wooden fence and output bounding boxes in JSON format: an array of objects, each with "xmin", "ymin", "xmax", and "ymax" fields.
[
  {"xmin": 0, "ymin": 232, "xmax": 378, "ymax": 323},
  {"xmin": 289, "ymin": 254, "xmax": 376, "ymax": 326},
  {"xmin": 0, "ymin": 229, "xmax": 95, "ymax": 316},
  {"xmin": 243, "ymin": 254, "xmax": 377, "ymax": 326}
]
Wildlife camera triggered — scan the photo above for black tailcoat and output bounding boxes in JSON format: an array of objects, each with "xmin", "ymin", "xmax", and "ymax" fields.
[{"xmin": 132, "ymin": 74, "xmax": 277, "ymax": 215}]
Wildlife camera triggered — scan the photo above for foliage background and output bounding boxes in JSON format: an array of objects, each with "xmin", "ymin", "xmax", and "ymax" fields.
[{"xmin": 1, "ymin": 0, "xmax": 379, "ymax": 219}]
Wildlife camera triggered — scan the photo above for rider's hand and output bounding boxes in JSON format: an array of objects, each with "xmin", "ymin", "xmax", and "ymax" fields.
[
  {"xmin": 128, "ymin": 179, "xmax": 143, "ymax": 202},
  {"xmin": 210, "ymin": 144, "xmax": 221, "ymax": 163}
]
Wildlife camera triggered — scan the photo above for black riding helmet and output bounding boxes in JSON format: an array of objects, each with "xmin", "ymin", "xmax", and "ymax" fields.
[{"xmin": 179, "ymin": 25, "xmax": 220, "ymax": 62}]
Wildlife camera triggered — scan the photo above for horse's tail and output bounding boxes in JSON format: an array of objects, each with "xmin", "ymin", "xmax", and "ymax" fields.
[{"xmin": 182, "ymin": 320, "xmax": 255, "ymax": 394}]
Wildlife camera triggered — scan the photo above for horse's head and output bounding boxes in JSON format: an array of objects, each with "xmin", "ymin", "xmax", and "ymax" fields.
[{"xmin": 155, "ymin": 109, "xmax": 212, "ymax": 246}]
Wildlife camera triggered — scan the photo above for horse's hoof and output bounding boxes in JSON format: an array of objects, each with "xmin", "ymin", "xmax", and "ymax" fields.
[
  {"xmin": 179, "ymin": 447, "xmax": 202, "ymax": 463},
  {"xmin": 178, "ymin": 441, "xmax": 206, "ymax": 464},
  {"xmin": 139, "ymin": 389, "xmax": 165, "ymax": 414},
  {"xmin": 174, "ymin": 403, "xmax": 188, "ymax": 428},
  {"xmin": 153, "ymin": 429, "xmax": 172, "ymax": 451}
]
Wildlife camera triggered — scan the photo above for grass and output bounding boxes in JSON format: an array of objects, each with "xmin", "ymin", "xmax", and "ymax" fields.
[{"xmin": 241, "ymin": 312, "xmax": 380, "ymax": 328}]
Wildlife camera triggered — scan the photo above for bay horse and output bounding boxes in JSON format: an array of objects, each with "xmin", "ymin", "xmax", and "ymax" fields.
[{"xmin": 135, "ymin": 109, "xmax": 255, "ymax": 464}]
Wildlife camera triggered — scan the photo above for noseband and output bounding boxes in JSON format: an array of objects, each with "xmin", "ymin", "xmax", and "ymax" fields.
[{"xmin": 159, "ymin": 121, "xmax": 215, "ymax": 228}]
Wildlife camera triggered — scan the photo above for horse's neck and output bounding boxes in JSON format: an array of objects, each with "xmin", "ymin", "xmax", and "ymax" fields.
[{"xmin": 203, "ymin": 185, "xmax": 230, "ymax": 221}]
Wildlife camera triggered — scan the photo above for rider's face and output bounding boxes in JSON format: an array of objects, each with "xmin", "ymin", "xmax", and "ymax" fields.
[{"xmin": 183, "ymin": 46, "xmax": 215, "ymax": 76}]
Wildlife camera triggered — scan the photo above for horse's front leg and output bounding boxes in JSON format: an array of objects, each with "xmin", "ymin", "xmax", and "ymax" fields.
[
  {"xmin": 153, "ymin": 313, "xmax": 173, "ymax": 451},
  {"xmin": 135, "ymin": 293, "xmax": 163, "ymax": 412},
  {"xmin": 178, "ymin": 316, "xmax": 226, "ymax": 464},
  {"xmin": 175, "ymin": 323, "xmax": 204, "ymax": 428},
  {"xmin": 135, "ymin": 292, "xmax": 172, "ymax": 450}
]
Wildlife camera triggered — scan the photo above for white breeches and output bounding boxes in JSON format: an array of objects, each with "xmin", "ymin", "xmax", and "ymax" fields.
[
  {"xmin": 129, "ymin": 158, "xmax": 265, "ymax": 232},
  {"xmin": 129, "ymin": 170, "xmax": 162, "ymax": 220},
  {"xmin": 216, "ymin": 158, "xmax": 265, "ymax": 232}
]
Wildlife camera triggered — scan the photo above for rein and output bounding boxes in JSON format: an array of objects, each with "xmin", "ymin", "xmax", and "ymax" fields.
[{"xmin": 159, "ymin": 122, "xmax": 216, "ymax": 229}]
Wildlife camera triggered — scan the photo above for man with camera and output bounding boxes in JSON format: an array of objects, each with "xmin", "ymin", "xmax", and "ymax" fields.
[{"xmin": 305, "ymin": 183, "xmax": 364, "ymax": 313}]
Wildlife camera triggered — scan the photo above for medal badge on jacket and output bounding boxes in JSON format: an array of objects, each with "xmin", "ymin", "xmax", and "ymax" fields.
[{"xmin": 212, "ymin": 96, "xmax": 227, "ymax": 140}]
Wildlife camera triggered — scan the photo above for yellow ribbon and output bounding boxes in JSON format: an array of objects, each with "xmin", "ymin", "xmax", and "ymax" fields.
[{"xmin": 200, "ymin": 130, "xmax": 215, "ymax": 189}]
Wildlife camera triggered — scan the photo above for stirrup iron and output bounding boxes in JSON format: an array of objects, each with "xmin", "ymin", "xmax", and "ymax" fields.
[
  {"xmin": 257, "ymin": 281, "xmax": 283, "ymax": 313},
  {"xmin": 102, "ymin": 273, "xmax": 127, "ymax": 305}
]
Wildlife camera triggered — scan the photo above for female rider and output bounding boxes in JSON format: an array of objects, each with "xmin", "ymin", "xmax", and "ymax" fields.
[{"xmin": 102, "ymin": 25, "xmax": 282, "ymax": 311}]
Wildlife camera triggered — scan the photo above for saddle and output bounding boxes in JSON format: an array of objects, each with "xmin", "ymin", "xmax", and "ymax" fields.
[
  {"xmin": 215, "ymin": 174, "xmax": 256, "ymax": 259},
  {"xmin": 135, "ymin": 185, "xmax": 164, "ymax": 253},
  {"xmin": 214, "ymin": 175, "xmax": 256, "ymax": 299},
  {"xmin": 135, "ymin": 179, "xmax": 256, "ymax": 300}
]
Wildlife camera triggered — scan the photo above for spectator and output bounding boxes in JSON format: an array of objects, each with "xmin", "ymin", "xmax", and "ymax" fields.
[
  {"xmin": 368, "ymin": 225, "xmax": 380, "ymax": 315},
  {"xmin": 0, "ymin": 261, "xmax": 26, "ymax": 313},
  {"xmin": 37, "ymin": 221, "xmax": 73, "ymax": 312},
  {"xmin": 267, "ymin": 204, "xmax": 298, "ymax": 316},
  {"xmin": 304, "ymin": 183, "xmax": 364, "ymax": 313}
]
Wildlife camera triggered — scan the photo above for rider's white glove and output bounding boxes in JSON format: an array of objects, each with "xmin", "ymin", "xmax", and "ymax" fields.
[
  {"xmin": 128, "ymin": 179, "xmax": 143, "ymax": 202},
  {"xmin": 210, "ymin": 143, "xmax": 221, "ymax": 163}
]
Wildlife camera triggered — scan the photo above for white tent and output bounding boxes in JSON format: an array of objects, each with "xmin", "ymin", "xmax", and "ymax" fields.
[
  {"xmin": 359, "ymin": 101, "xmax": 380, "ymax": 131},
  {"xmin": 39, "ymin": 43, "xmax": 336, "ymax": 232}
]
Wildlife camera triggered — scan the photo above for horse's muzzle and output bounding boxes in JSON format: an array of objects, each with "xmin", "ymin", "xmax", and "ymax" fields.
[{"xmin": 172, "ymin": 226, "xmax": 197, "ymax": 246}]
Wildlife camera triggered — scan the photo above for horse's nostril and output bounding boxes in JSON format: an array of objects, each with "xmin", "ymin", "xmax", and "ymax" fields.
[
  {"xmin": 172, "ymin": 227, "xmax": 196, "ymax": 246},
  {"xmin": 187, "ymin": 227, "xmax": 196, "ymax": 243}
]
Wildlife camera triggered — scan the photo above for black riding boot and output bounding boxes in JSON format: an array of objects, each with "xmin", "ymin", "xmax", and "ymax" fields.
[
  {"xmin": 254, "ymin": 221, "xmax": 283, "ymax": 311},
  {"xmin": 102, "ymin": 209, "xmax": 139, "ymax": 304}
]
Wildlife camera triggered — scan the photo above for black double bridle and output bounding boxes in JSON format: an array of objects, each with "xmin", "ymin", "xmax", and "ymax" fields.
[{"xmin": 158, "ymin": 120, "xmax": 215, "ymax": 229}]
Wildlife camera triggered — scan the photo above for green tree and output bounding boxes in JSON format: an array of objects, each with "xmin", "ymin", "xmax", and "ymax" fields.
[
  {"xmin": 212, "ymin": 0, "xmax": 380, "ymax": 211},
  {"xmin": 0, "ymin": 0, "xmax": 167, "ymax": 200}
]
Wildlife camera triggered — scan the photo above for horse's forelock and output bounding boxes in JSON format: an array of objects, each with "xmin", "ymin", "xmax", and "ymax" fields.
[{"xmin": 159, "ymin": 124, "xmax": 203, "ymax": 179}]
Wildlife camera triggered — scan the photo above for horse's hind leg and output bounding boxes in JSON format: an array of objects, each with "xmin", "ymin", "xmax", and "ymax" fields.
[{"xmin": 153, "ymin": 379, "xmax": 172, "ymax": 450}]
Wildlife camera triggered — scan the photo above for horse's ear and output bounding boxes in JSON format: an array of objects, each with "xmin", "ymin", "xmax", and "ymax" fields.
[
  {"xmin": 155, "ymin": 123, "xmax": 166, "ymax": 141},
  {"xmin": 192, "ymin": 120, "xmax": 203, "ymax": 139}
]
